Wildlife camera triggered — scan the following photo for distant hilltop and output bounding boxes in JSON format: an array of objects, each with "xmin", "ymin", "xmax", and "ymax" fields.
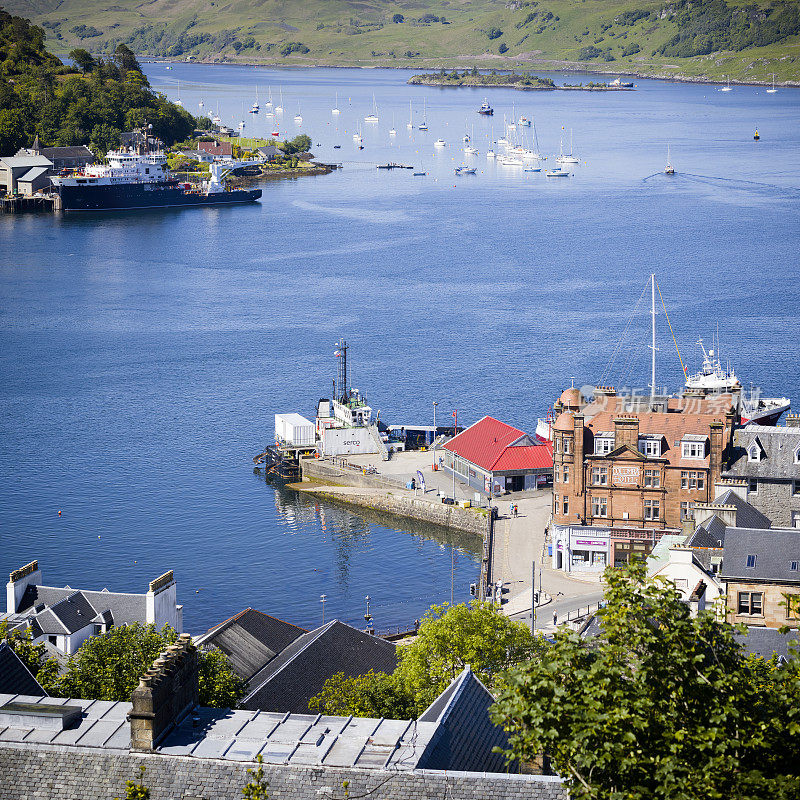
[{"xmin": 5, "ymin": 0, "xmax": 800, "ymax": 85}]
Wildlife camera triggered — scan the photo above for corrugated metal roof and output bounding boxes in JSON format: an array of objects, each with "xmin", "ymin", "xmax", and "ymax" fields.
[
  {"xmin": 0, "ymin": 155, "xmax": 52, "ymax": 169},
  {"xmin": 492, "ymin": 443, "xmax": 553, "ymax": 472},
  {"xmin": 442, "ymin": 416, "xmax": 539, "ymax": 472},
  {"xmin": 18, "ymin": 166, "xmax": 49, "ymax": 182}
]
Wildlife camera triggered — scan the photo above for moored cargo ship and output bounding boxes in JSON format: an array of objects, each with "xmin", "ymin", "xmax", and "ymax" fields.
[{"xmin": 51, "ymin": 130, "xmax": 261, "ymax": 212}]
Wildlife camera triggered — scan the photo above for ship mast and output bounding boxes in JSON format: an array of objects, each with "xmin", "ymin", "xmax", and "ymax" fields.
[
  {"xmin": 649, "ymin": 273, "xmax": 656, "ymax": 408},
  {"xmin": 335, "ymin": 338, "xmax": 348, "ymax": 404}
]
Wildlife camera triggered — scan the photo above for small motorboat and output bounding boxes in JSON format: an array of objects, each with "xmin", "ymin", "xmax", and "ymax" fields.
[
  {"xmin": 545, "ymin": 167, "xmax": 570, "ymax": 177},
  {"xmin": 434, "ymin": 138, "xmax": 446, "ymax": 148},
  {"xmin": 478, "ymin": 98, "xmax": 494, "ymax": 116},
  {"xmin": 455, "ymin": 165, "xmax": 477, "ymax": 175},
  {"xmin": 333, "ymin": 144, "xmax": 342, "ymax": 149},
  {"xmin": 486, "ymin": 149, "xmax": 496, "ymax": 159}
]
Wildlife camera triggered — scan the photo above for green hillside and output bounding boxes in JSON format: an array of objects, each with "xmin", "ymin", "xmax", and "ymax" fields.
[{"xmin": 4, "ymin": 0, "xmax": 800, "ymax": 83}]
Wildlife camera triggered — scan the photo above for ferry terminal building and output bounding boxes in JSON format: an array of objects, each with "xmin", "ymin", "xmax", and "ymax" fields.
[{"xmin": 441, "ymin": 416, "xmax": 553, "ymax": 496}]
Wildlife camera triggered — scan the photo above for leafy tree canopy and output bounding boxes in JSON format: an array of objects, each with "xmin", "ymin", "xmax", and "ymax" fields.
[
  {"xmin": 490, "ymin": 562, "xmax": 800, "ymax": 800},
  {"xmin": 310, "ymin": 601, "xmax": 545, "ymax": 718},
  {"xmin": 280, "ymin": 133, "xmax": 312, "ymax": 155},
  {"xmin": 0, "ymin": 8, "xmax": 200, "ymax": 154},
  {"xmin": 41, "ymin": 623, "xmax": 246, "ymax": 708}
]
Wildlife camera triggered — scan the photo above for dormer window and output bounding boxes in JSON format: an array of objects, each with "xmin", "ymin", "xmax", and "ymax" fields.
[
  {"xmin": 595, "ymin": 436, "xmax": 613, "ymax": 455},
  {"xmin": 748, "ymin": 444, "xmax": 761, "ymax": 462},
  {"xmin": 794, "ymin": 447, "xmax": 800, "ymax": 465},
  {"xmin": 682, "ymin": 441, "xmax": 704, "ymax": 459},
  {"xmin": 639, "ymin": 437, "xmax": 661, "ymax": 458}
]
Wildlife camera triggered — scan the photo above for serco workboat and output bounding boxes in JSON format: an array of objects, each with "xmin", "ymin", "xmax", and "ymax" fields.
[{"xmin": 51, "ymin": 131, "xmax": 261, "ymax": 212}]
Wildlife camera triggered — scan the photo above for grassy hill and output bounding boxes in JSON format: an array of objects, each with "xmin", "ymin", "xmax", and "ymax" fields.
[{"xmin": 4, "ymin": 0, "xmax": 799, "ymax": 84}]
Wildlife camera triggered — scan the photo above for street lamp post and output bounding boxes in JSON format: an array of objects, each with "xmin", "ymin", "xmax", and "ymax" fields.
[{"xmin": 432, "ymin": 401, "xmax": 439, "ymax": 469}]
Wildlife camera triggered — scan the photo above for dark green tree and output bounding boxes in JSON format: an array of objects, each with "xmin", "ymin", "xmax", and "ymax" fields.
[
  {"xmin": 392, "ymin": 13, "xmax": 404, "ymax": 23},
  {"xmin": 310, "ymin": 601, "xmax": 545, "ymax": 718},
  {"xmin": 68, "ymin": 47, "xmax": 96, "ymax": 73},
  {"xmin": 490, "ymin": 562, "xmax": 800, "ymax": 800},
  {"xmin": 281, "ymin": 133, "xmax": 311, "ymax": 155},
  {"xmin": 43, "ymin": 623, "xmax": 246, "ymax": 708}
]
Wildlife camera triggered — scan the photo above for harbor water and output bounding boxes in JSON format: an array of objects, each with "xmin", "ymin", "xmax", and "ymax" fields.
[{"xmin": 1, "ymin": 66, "xmax": 799, "ymax": 632}]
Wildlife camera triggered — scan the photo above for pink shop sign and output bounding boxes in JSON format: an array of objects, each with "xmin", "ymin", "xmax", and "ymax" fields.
[{"xmin": 574, "ymin": 539, "xmax": 608, "ymax": 547}]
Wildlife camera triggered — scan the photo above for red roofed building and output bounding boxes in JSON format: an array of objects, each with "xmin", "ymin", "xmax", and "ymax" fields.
[
  {"xmin": 198, "ymin": 140, "xmax": 233, "ymax": 157},
  {"xmin": 441, "ymin": 416, "xmax": 553, "ymax": 495}
]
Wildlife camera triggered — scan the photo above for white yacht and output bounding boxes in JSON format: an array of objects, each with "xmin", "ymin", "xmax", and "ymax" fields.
[
  {"xmin": 365, "ymin": 94, "xmax": 379, "ymax": 123},
  {"xmin": 434, "ymin": 138, "xmax": 446, "ymax": 148},
  {"xmin": 766, "ymin": 74, "xmax": 778, "ymax": 94},
  {"xmin": 251, "ymin": 87, "xmax": 260, "ymax": 114},
  {"xmin": 664, "ymin": 144, "xmax": 675, "ymax": 175},
  {"xmin": 332, "ymin": 92, "xmax": 340, "ymax": 114},
  {"xmin": 720, "ymin": 75, "xmax": 733, "ymax": 92},
  {"xmin": 557, "ymin": 129, "xmax": 579, "ymax": 164}
]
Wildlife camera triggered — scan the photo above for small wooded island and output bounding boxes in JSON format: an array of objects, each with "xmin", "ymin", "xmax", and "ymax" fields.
[{"xmin": 408, "ymin": 69, "xmax": 635, "ymax": 91}]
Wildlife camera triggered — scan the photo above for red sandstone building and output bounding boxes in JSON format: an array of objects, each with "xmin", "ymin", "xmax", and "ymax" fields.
[{"xmin": 549, "ymin": 386, "xmax": 737, "ymax": 573}]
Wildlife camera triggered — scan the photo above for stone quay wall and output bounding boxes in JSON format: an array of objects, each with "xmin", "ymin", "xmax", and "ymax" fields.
[
  {"xmin": 0, "ymin": 744, "xmax": 568, "ymax": 800},
  {"xmin": 300, "ymin": 459, "xmax": 490, "ymax": 538}
]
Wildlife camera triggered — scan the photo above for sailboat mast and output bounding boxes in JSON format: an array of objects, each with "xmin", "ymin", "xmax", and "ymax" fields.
[{"xmin": 649, "ymin": 273, "xmax": 656, "ymax": 407}]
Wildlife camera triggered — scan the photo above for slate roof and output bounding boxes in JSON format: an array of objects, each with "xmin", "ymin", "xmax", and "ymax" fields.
[
  {"xmin": 195, "ymin": 609, "xmax": 306, "ymax": 682},
  {"xmin": 442, "ymin": 416, "xmax": 549, "ymax": 473},
  {"xmin": 687, "ymin": 491, "xmax": 771, "ymax": 550},
  {"xmin": 241, "ymin": 620, "xmax": 397, "ymax": 714},
  {"xmin": 720, "ymin": 527, "xmax": 800, "ymax": 582},
  {"xmin": 0, "ymin": 643, "xmax": 46, "ymax": 697},
  {"xmin": 724, "ymin": 425, "xmax": 800, "ymax": 480},
  {"xmin": 33, "ymin": 592, "xmax": 97, "ymax": 635},
  {"xmin": 688, "ymin": 515, "xmax": 728, "ymax": 549},
  {"xmin": 16, "ymin": 584, "xmax": 147, "ymax": 626},
  {"xmin": 735, "ymin": 626, "xmax": 800, "ymax": 661},
  {"xmin": 416, "ymin": 667, "xmax": 511, "ymax": 773},
  {"xmin": 0, "ymin": 675, "xmax": 518, "ymax": 774},
  {"xmin": 39, "ymin": 145, "xmax": 94, "ymax": 160}
]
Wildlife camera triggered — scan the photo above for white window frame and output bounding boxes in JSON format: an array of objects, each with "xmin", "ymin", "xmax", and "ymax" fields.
[
  {"xmin": 749, "ymin": 477, "xmax": 759, "ymax": 495},
  {"xmin": 592, "ymin": 466, "xmax": 608, "ymax": 486},
  {"xmin": 682, "ymin": 441, "xmax": 704, "ymax": 459},
  {"xmin": 640, "ymin": 438, "xmax": 661, "ymax": 458},
  {"xmin": 748, "ymin": 444, "xmax": 761, "ymax": 462},
  {"xmin": 591, "ymin": 496, "xmax": 608, "ymax": 518},
  {"xmin": 563, "ymin": 465, "xmax": 570, "ymax": 483},
  {"xmin": 792, "ymin": 511, "xmax": 800, "ymax": 529},
  {"xmin": 595, "ymin": 437, "xmax": 613, "ymax": 455},
  {"xmin": 644, "ymin": 498, "xmax": 660, "ymax": 521},
  {"xmin": 644, "ymin": 468, "xmax": 660, "ymax": 488}
]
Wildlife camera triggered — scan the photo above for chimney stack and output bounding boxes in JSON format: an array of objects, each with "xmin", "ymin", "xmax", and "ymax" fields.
[{"xmin": 129, "ymin": 633, "xmax": 198, "ymax": 752}]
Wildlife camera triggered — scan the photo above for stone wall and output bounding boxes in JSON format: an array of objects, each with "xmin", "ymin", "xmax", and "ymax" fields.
[
  {"xmin": 301, "ymin": 459, "xmax": 490, "ymax": 537},
  {"xmin": 0, "ymin": 744, "xmax": 568, "ymax": 800},
  {"xmin": 745, "ymin": 479, "xmax": 800, "ymax": 529}
]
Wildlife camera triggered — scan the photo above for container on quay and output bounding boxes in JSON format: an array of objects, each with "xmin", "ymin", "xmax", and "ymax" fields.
[{"xmin": 275, "ymin": 413, "xmax": 316, "ymax": 446}]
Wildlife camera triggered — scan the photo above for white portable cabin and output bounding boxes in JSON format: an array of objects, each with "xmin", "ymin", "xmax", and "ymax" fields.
[{"xmin": 275, "ymin": 413, "xmax": 316, "ymax": 447}]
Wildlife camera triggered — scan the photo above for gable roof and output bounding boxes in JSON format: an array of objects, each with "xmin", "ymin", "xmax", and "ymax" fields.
[
  {"xmin": 40, "ymin": 145, "xmax": 93, "ymax": 159},
  {"xmin": 724, "ymin": 425, "xmax": 800, "ymax": 480},
  {"xmin": 720, "ymin": 527, "xmax": 800, "ymax": 582},
  {"xmin": 442, "ymin": 416, "xmax": 549, "ymax": 472},
  {"xmin": 19, "ymin": 166, "xmax": 49, "ymax": 182},
  {"xmin": 195, "ymin": 608, "xmax": 306, "ymax": 681},
  {"xmin": 0, "ymin": 642, "xmax": 46, "ymax": 697},
  {"xmin": 1, "ymin": 155, "xmax": 53, "ymax": 169},
  {"xmin": 416, "ymin": 666, "xmax": 511, "ymax": 773},
  {"xmin": 735, "ymin": 626, "xmax": 800, "ymax": 661},
  {"xmin": 33, "ymin": 591, "xmax": 97, "ymax": 635},
  {"xmin": 688, "ymin": 515, "xmax": 728, "ymax": 549},
  {"xmin": 715, "ymin": 490, "xmax": 772, "ymax": 529},
  {"xmin": 241, "ymin": 620, "xmax": 397, "ymax": 714},
  {"xmin": 17, "ymin": 584, "xmax": 147, "ymax": 627}
]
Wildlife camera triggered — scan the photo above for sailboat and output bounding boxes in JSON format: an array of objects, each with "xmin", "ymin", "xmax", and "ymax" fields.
[
  {"xmin": 664, "ymin": 144, "xmax": 675, "ymax": 175},
  {"xmin": 418, "ymin": 99, "xmax": 428, "ymax": 131},
  {"xmin": 199, "ymin": 99, "xmax": 204, "ymax": 109},
  {"xmin": 720, "ymin": 75, "xmax": 733, "ymax": 92},
  {"xmin": 275, "ymin": 89, "xmax": 284, "ymax": 114},
  {"xmin": 332, "ymin": 92, "xmax": 340, "ymax": 114},
  {"xmin": 558, "ymin": 129, "xmax": 579, "ymax": 164},
  {"xmin": 294, "ymin": 102, "xmax": 303, "ymax": 124},
  {"xmin": 175, "ymin": 81, "xmax": 183, "ymax": 107},
  {"xmin": 238, "ymin": 102, "xmax": 246, "ymax": 132},
  {"xmin": 486, "ymin": 126, "xmax": 496, "ymax": 159},
  {"xmin": 251, "ymin": 87, "xmax": 259, "ymax": 114},
  {"xmin": 364, "ymin": 94, "xmax": 379, "ymax": 123},
  {"xmin": 265, "ymin": 87, "xmax": 273, "ymax": 109},
  {"xmin": 407, "ymin": 100, "xmax": 414, "ymax": 130},
  {"xmin": 212, "ymin": 102, "xmax": 221, "ymax": 125},
  {"xmin": 389, "ymin": 114, "xmax": 397, "ymax": 137},
  {"xmin": 766, "ymin": 73, "xmax": 778, "ymax": 94},
  {"xmin": 528, "ymin": 116, "xmax": 544, "ymax": 160},
  {"xmin": 464, "ymin": 124, "xmax": 478, "ymax": 155}
]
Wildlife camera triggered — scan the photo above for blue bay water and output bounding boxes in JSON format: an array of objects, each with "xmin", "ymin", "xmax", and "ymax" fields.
[{"xmin": 1, "ymin": 66, "xmax": 798, "ymax": 632}]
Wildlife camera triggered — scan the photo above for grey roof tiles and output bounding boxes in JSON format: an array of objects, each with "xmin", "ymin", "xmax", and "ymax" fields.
[
  {"xmin": 719, "ymin": 527, "xmax": 800, "ymax": 582},
  {"xmin": 724, "ymin": 425, "xmax": 800, "ymax": 480}
]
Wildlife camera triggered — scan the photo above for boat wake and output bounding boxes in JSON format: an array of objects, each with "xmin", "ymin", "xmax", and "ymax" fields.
[
  {"xmin": 642, "ymin": 171, "xmax": 800, "ymax": 207},
  {"xmin": 643, "ymin": 171, "xmax": 800, "ymax": 196}
]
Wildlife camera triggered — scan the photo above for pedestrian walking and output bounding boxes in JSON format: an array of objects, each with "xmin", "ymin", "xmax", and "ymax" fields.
[{"xmin": 553, "ymin": 611, "xmax": 558, "ymax": 627}]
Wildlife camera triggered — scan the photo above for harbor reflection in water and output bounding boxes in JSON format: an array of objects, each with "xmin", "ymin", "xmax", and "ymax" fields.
[{"xmin": 257, "ymin": 470, "xmax": 481, "ymax": 631}]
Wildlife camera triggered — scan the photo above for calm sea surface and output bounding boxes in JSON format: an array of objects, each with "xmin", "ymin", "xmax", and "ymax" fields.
[{"xmin": 1, "ymin": 66, "xmax": 798, "ymax": 632}]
